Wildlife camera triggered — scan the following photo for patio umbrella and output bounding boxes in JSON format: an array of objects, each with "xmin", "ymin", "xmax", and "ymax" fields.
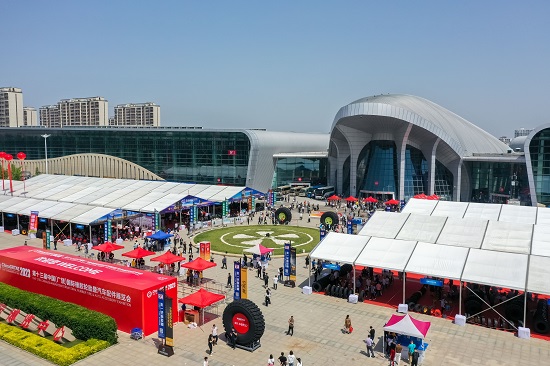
[
  {"xmin": 92, "ymin": 242, "xmax": 125, "ymax": 252},
  {"xmin": 344, "ymin": 196, "xmax": 358, "ymax": 202},
  {"xmin": 150, "ymin": 250, "xmax": 185, "ymax": 265},
  {"xmin": 326, "ymin": 195, "xmax": 340, "ymax": 201},
  {"xmin": 243, "ymin": 243, "xmax": 274, "ymax": 256},
  {"xmin": 121, "ymin": 247, "xmax": 157, "ymax": 259},
  {"xmin": 181, "ymin": 257, "xmax": 216, "ymax": 271},
  {"xmin": 364, "ymin": 196, "xmax": 378, "ymax": 203},
  {"xmin": 384, "ymin": 199, "xmax": 400, "ymax": 205}
]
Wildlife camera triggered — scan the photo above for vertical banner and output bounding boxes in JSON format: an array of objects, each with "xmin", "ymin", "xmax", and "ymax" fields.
[
  {"xmin": 28, "ymin": 211, "xmax": 39, "ymax": 236},
  {"xmin": 272, "ymin": 192, "xmax": 277, "ymax": 203},
  {"xmin": 155, "ymin": 211, "xmax": 160, "ymax": 231},
  {"xmin": 284, "ymin": 243, "xmax": 291, "ymax": 276},
  {"xmin": 46, "ymin": 230, "xmax": 51, "ymax": 250},
  {"xmin": 104, "ymin": 222, "xmax": 108, "ymax": 242},
  {"xmin": 347, "ymin": 220, "xmax": 353, "ymax": 234},
  {"xmin": 165, "ymin": 295, "xmax": 174, "ymax": 347},
  {"xmin": 240, "ymin": 265, "xmax": 248, "ymax": 299},
  {"xmin": 247, "ymin": 196, "xmax": 252, "ymax": 211},
  {"xmin": 233, "ymin": 261, "xmax": 241, "ymax": 300},
  {"xmin": 158, "ymin": 289, "xmax": 165, "ymax": 339},
  {"xmin": 222, "ymin": 200, "xmax": 228, "ymax": 216},
  {"xmin": 199, "ymin": 242, "xmax": 211, "ymax": 261},
  {"xmin": 199, "ymin": 242, "xmax": 205, "ymax": 259},
  {"xmin": 290, "ymin": 246, "xmax": 296, "ymax": 282},
  {"xmin": 320, "ymin": 225, "xmax": 326, "ymax": 241},
  {"xmin": 267, "ymin": 190, "xmax": 273, "ymax": 206}
]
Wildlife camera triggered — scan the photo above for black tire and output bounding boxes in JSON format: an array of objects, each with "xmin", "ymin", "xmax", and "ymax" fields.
[
  {"xmin": 332, "ymin": 285, "xmax": 339, "ymax": 297},
  {"xmin": 320, "ymin": 211, "xmax": 339, "ymax": 229},
  {"xmin": 358, "ymin": 290, "xmax": 365, "ymax": 302},
  {"xmin": 464, "ymin": 299, "xmax": 482, "ymax": 316},
  {"xmin": 338, "ymin": 287, "xmax": 344, "ymax": 298},
  {"xmin": 324, "ymin": 284, "xmax": 332, "ymax": 295},
  {"xmin": 408, "ymin": 302, "xmax": 415, "ymax": 311},
  {"xmin": 505, "ymin": 302, "xmax": 524, "ymax": 321},
  {"xmin": 414, "ymin": 304, "xmax": 422, "ymax": 313},
  {"xmin": 222, "ymin": 299, "xmax": 265, "ymax": 345},
  {"xmin": 274, "ymin": 207, "xmax": 292, "ymax": 224}
]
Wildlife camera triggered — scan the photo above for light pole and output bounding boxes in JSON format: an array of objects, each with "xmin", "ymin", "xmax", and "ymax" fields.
[{"xmin": 41, "ymin": 134, "xmax": 50, "ymax": 174}]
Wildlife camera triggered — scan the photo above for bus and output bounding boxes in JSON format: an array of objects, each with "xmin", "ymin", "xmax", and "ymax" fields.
[
  {"xmin": 314, "ymin": 186, "xmax": 335, "ymax": 200},
  {"xmin": 276, "ymin": 185, "xmax": 292, "ymax": 196},
  {"xmin": 296, "ymin": 187, "xmax": 308, "ymax": 197},
  {"xmin": 305, "ymin": 185, "xmax": 323, "ymax": 198}
]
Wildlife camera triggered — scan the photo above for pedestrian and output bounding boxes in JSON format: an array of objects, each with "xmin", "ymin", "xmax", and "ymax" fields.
[
  {"xmin": 257, "ymin": 263, "xmax": 262, "ymax": 278},
  {"xmin": 395, "ymin": 343, "xmax": 403, "ymax": 365},
  {"xmin": 265, "ymin": 288, "xmax": 271, "ymax": 306},
  {"xmin": 203, "ymin": 356, "xmax": 209, "ymax": 366},
  {"xmin": 287, "ymin": 315, "xmax": 294, "ymax": 336},
  {"xmin": 390, "ymin": 340, "xmax": 396, "ymax": 365},
  {"xmin": 212, "ymin": 324, "xmax": 218, "ymax": 345},
  {"xmin": 207, "ymin": 334, "xmax": 213, "ymax": 355},
  {"xmin": 229, "ymin": 328, "xmax": 237, "ymax": 349},
  {"xmin": 268, "ymin": 354, "xmax": 275, "ymax": 366},
  {"xmin": 369, "ymin": 325, "xmax": 375, "ymax": 340},
  {"xmin": 287, "ymin": 350, "xmax": 296, "ymax": 366},
  {"xmin": 411, "ymin": 349, "xmax": 419, "ymax": 366},
  {"xmin": 344, "ymin": 314, "xmax": 352, "ymax": 334},
  {"xmin": 296, "ymin": 358, "xmax": 302, "ymax": 366},
  {"xmin": 264, "ymin": 271, "xmax": 269, "ymax": 288},
  {"xmin": 273, "ymin": 274, "xmax": 278, "ymax": 289},
  {"xmin": 365, "ymin": 336, "xmax": 375, "ymax": 358},
  {"xmin": 305, "ymin": 256, "xmax": 310, "ymax": 268},
  {"xmin": 408, "ymin": 340, "xmax": 416, "ymax": 363},
  {"xmin": 227, "ymin": 272, "xmax": 232, "ymax": 288},
  {"xmin": 278, "ymin": 352, "xmax": 287, "ymax": 366},
  {"xmin": 221, "ymin": 254, "xmax": 227, "ymax": 269}
]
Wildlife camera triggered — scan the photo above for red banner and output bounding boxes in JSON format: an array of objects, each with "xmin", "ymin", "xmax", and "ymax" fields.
[
  {"xmin": 0, "ymin": 246, "xmax": 177, "ymax": 336},
  {"xmin": 28, "ymin": 211, "xmax": 39, "ymax": 235},
  {"xmin": 199, "ymin": 242, "xmax": 211, "ymax": 261}
]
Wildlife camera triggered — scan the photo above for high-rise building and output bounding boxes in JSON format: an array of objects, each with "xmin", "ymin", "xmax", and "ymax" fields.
[
  {"xmin": 58, "ymin": 97, "xmax": 108, "ymax": 126},
  {"xmin": 0, "ymin": 87, "xmax": 24, "ymax": 127},
  {"xmin": 498, "ymin": 136, "xmax": 511, "ymax": 145},
  {"xmin": 515, "ymin": 128, "xmax": 533, "ymax": 138},
  {"xmin": 39, "ymin": 105, "xmax": 61, "ymax": 128},
  {"xmin": 23, "ymin": 107, "xmax": 38, "ymax": 126},
  {"xmin": 111, "ymin": 102, "xmax": 160, "ymax": 126}
]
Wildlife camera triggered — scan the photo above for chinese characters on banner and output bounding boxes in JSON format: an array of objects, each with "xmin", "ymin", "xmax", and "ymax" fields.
[
  {"xmin": 290, "ymin": 246, "xmax": 296, "ymax": 282},
  {"xmin": 233, "ymin": 261, "xmax": 241, "ymax": 300},
  {"xmin": 247, "ymin": 196, "xmax": 252, "ymax": 211},
  {"xmin": 319, "ymin": 225, "xmax": 326, "ymax": 241},
  {"xmin": 28, "ymin": 211, "xmax": 39, "ymax": 236},
  {"xmin": 347, "ymin": 220, "xmax": 353, "ymax": 234},
  {"xmin": 222, "ymin": 200, "xmax": 228, "ymax": 216},
  {"xmin": 158, "ymin": 290, "xmax": 165, "ymax": 339},
  {"xmin": 284, "ymin": 243, "xmax": 291, "ymax": 277},
  {"xmin": 199, "ymin": 242, "xmax": 211, "ymax": 261},
  {"xmin": 165, "ymin": 294, "xmax": 174, "ymax": 346},
  {"xmin": 104, "ymin": 220, "xmax": 112, "ymax": 242},
  {"xmin": 240, "ymin": 264, "xmax": 248, "ymax": 299}
]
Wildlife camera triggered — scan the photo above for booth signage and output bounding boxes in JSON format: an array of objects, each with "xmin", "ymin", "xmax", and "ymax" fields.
[
  {"xmin": 322, "ymin": 263, "xmax": 341, "ymax": 271},
  {"xmin": 240, "ymin": 265, "xmax": 248, "ymax": 299},
  {"xmin": 320, "ymin": 225, "xmax": 326, "ymax": 241},
  {"xmin": 28, "ymin": 211, "xmax": 39, "ymax": 235},
  {"xmin": 284, "ymin": 243, "xmax": 291, "ymax": 276},
  {"xmin": 347, "ymin": 220, "xmax": 352, "ymax": 234},
  {"xmin": 232, "ymin": 313, "xmax": 250, "ymax": 334},
  {"xmin": 165, "ymin": 294, "xmax": 174, "ymax": 347},
  {"xmin": 158, "ymin": 290, "xmax": 165, "ymax": 339},
  {"xmin": 290, "ymin": 246, "xmax": 296, "ymax": 282},
  {"xmin": 420, "ymin": 278, "xmax": 443, "ymax": 287},
  {"xmin": 233, "ymin": 261, "xmax": 241, "ymax": 300},
  {"xmin": 0, "ymin": 246, "xmax": 177, "ymax": 336},
  {"xmin": 199, "ymin": 242, "xmax": 211, "ymax": 261}
]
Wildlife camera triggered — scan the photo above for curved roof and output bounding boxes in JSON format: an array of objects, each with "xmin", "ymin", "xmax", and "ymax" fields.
[{"xmin": 332, "ymin": 94, "xmax": 509, "ymax": 157}]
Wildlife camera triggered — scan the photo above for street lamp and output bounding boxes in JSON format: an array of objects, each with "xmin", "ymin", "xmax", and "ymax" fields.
[{"xmin": 41, "ymin": 134, "xmax": 50, "ymax": 174}]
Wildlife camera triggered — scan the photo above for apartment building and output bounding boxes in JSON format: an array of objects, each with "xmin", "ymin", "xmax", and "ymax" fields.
[
  {"xmin": 111, "ymin": 102, "xmax": 160, "ymax": 126},
  {"xmin": 58, "ymin": 97, "xmax": 108, "ymax": 126},
  {"xmin": 39, "ymin": 105, "xmax": 61, "ymax": 128},
  {"xmin": 0, "ymin": 87, "xmax": 24, "ymax": 127},
  {"xmin": 23, "ymin": 107, "xmax": 38, "ymax": 126}
]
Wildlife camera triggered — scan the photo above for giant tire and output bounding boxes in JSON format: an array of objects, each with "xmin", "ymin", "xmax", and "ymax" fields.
[
  {"xmin": 320, "ymin": 211, "xmax": 339, "ymax": 229},
  {"xmin": 332, "ymin": 285, "xmax": 340, "ymax": 297},
  {"xmin": 533, "ymin": 299, "xmax": 549, "ymax": 334},
  {"xmin": 464, "ymin": 299, "xmax": 483, "ymax": 316},
  {"xmin": 324, "ymin": 284, "xmax": 332, "ymax": 295},
  {"xmin": 222, "ymin": 299, "xmax": 265, "ymax": 345},
  {"xmin": 275, "ymin": 207, "xmax": 292, "ymax": 225}
]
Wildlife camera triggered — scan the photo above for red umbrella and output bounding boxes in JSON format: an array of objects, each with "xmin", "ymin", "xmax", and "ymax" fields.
[
  {"xmin": 326, "ymin": 195, "xmax": 340, "ymax": 201},
  {"xmin": 364, "ymin": 196, "xmax": 378, "ymax": 203},
  {"xmin": 344, "ymin": 196, "xmax": 358, "ymax": 202},
  {"xmin": 178, "ymin": 288, "xmax": 225, "ymax": 308},
  {"xmin": 385, "ymin": 199, "xmax": 400, "ymax": 205},
  {"xmin": 413, "ymin": 193, "xmax": 428, "ymax": 199},
  {"xmin": 181, "ymin": 257, "xmax": 216, "ymax": 271},
  {"xmin": 121, "ymin": 247, "xmax": 157, "ymax": 259},
  {"xmin": 150, "ymin": 250, "xmax": 185, "ymax": 265},
  {"xmin": 92, "ymin": 242, "xmax": 125, "ymax": 252}
]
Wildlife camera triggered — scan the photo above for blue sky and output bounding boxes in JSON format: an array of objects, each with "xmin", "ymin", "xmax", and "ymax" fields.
[{"xmin": 1, "ymin": 1, "xmax": 549, "ymax": 137}]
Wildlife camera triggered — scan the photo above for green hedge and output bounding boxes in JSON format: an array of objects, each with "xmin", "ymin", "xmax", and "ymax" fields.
[
  {"xmin": 0, "ymin": 322, "xmax": 109, "ymax": 366},
  {"xmin": 0, "ymin": 283, "xmax": 117, "ymax": 344}
]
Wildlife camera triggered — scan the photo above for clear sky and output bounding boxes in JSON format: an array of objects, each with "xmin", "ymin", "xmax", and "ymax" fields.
[{"xmin": 1, "ymin": 1, "xmax": 549, "ymax": 138}]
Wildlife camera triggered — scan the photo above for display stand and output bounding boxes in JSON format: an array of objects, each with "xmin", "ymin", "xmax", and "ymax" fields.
[
  {"xmin": 158, "ymin": 344, "xmax": 174, "ymax": 357},
  {"xmin": 234, "ymin": 339, "xmax": 261, "ymax": 352}
]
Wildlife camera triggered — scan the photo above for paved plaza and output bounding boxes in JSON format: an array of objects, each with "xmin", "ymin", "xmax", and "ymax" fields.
[{"xmin": 0, "ymin": 205, "xmax": 549, "ymax": 366}]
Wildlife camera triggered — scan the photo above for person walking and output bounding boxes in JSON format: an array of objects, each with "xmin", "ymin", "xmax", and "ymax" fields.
[
  {"xmin": 369, "ymin": 325, "xmax": 375, "ymax": 341},
  {"xmin": 273, "ymin": 274, "xmax": 278, "ymax": 289},
  {"xmin": 365, "ymin": 336, "xmax": 375, "ymax": 358},
  {"xmin": 268, "ymin": 354, "xmax": 275, "ymax": 366},
  {"xmin": 264, "ymin": 271, "xmax": 269, "ymax": 288},
  {"xmin": 221, "ymin": 254, "xmax": 227, "ymax": 269},
  {"xmin": 344, "ymin": 315, "xmax": 352, "ymax": 334},
  {"xmin": 411, "ymin": 349, "xmax": 420, "ymax": 366},
  {"xmin": 395, "ymin": 343, "xmax": 403, "ymax": 365},
  {"xmin": 203, "ymin": 356, "xmax": 209, "ymax": 366},
  {"xmin": 278, "ymin": 352, "xmax": 287, "ymax": 366},
  {"xmin": 212, "ymin": 324, "xmax": 218, "ymax": 345},
  {"xmin": 287, "ymin": 316, "xmax": 294, "ymax": 336},
  {"xmin": 408, "ymin": 340, "xmax": 416, "ymax": 363},
  {"xmin": 207, "ymin": 334, "xmax": 214, "ymax": 355},
  {"xmin": 227, "ymin": 272, "xmax": 232, "ymax": 288},
  {"xmin": 265, "ymin": 288, "xmax": 271, "ymax": 306},
  {"xmin": 296, "ymin": 358, "xmax": 302, "ymax": 366},
  {"xmin": 287, "ymin": 350, "xmax": 296, "ymax": 366}
]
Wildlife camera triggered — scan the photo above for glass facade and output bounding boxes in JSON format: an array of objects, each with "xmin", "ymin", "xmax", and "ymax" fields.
[
  {"xmin": 272, "ymin": 156, "xmax": 327, "ymax": 188},
  {"xmin": 342, "ymin": 156, "xmax": 350, "ymax": 197},
  {"xmin": 467, "ymin": 161, "xmax": 529, "ymax": 204},
  {"xmin": 403, "ymin": 146, "xmax": 429, "ymax": 200},
  {"xmin": 356, "ymin": 141, "xmax": 398, "ymax": 196},
  {"xmin": 529, "ymin": 128, "xmax": 550, "ymax": 205},
  {"xmin": 0, "ymin": 128, "xmax": 250, "ymax": 185}
]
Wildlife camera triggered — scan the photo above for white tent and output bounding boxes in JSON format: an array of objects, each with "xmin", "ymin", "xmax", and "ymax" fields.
[
  {"xmin": 355, "ymin": 237, "xmax": 416, "ymax": 272},
  {"xmin": 310, "ymin": 232, "xmax": 369, "ymax": 264},
  {"xmin": 383, "ymin": 314, "xmax": 431, "ymax": 339},
  {"xmin": 405, "ymin": 242, "xmax": 469, "ymax": 280}
]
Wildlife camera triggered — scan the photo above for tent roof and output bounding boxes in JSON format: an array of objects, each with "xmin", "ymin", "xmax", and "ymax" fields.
[
  {"xmin": 310, "ymin": 232, "xmax": 368, "ymax": 264},
  {"xmin": 461, "ymin": 249, "xmax": 528, "ymax": 290},
  {"xmin": 395, "ymin": 214, "xmax": 447, "ymax": 243},
  {"xmin": 181, "ymin": 257, "xmax": 217, "ymax": 271},
  {"xmin": 436, "ymin": 217, "xmax": 488, "ymax": 248},
  {"xmin": 70, "ymin": 207, "xmax": 118, "ymax": 225},
  {"xmin": 355, "ymin": 237, "xmax": 416, "ymax": 271},
  {"xmin": 121, "ymin": 247, "xmax": 157, "ymax": 259},
  {"xmin": 243, "ymin": 243, "xmax": 275, "ymax": 255},
  {"xmin": 383, "ymin": 314, "xmax": 431, "ymax": 339},
  {"xmin": 177, "ymin": 288, "xmax": 225, "ymax": 308},
  {"xmin": 149, "ymin": 231, "xmax": 174, "ymax": 240},
  {"xmin": 358, "ymin": 212, "xmax": 409, "ymax": 239},
  {"xmin": 405, "ymin": 242, "xmax": 469, "ymax": 280},
  {"xmin": 527, "ymin": 255, "xmax": 550, "ymax": 296},
  {"xmin": 150, "ymin": 250, "xmax": 184, "ymax": 264}
]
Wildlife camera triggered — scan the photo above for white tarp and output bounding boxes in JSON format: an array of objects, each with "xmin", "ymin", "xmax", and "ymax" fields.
[
  {"xmin": 141, "ymin": 193, "xmax": 187, "ymax": 213},
  {"xmin": 481, "ymin": 221, "xmax": 533, "ymax": 254},
  {"xmin": 0, "ymin": 197, "xmax": 29, "ymax": 211},
  {"xmin": 50, "ymin": 204, "xmax": 95, "ymax": 222},
  {"xmin": 401, "ymin": 198, "xmax": 438, "ymax": 215},
  {"xmin": 531, "ymin": 224, "xmax": 550, "ymax": 257},
  {"xmin": 436, "ymin": 217, "xmax": 488, "ymax": 248},
  {"xmin": 527, "ymin": 255, "xmax": 550, "ymax": 296},
  {"xmin": 431, "ymin": 201, "xmax": 469, "ymax": 218},
  {"xmin": 358, "ymin": 212, "xmax": 409, "ymax": 239},
  {"xmin": 536, "ymin": 207, "xmax": 550, "ymax": 225},
  {"xmin": 355, "ymin": 237, "xmax": 417, "ymax": 271},
  {"xmin": 463, "ymin": 202, "xmax": 502, "ymax": 221},
  {"xmin": 396, "ymin": 214, "xmax": 447, "ymax": 243},
  {"xmin": 38, "ymin": 202, "xmax": 78, "ymax": 220},
  {"xmin": 310, "ymin": 232, "xmax": 369, "ymax": 264},
  {"xmin": 70, "ymin": 207, "xmax": 117, "ymax": 225},
  {"xmin": 461, "ymin": 249, "xmax": 528, "ymax": 290},
  {"xmin": 498, "ymin": 205, "xmax": 537, "ymax": 225},
  {"xmin": 405, "ymin": 242, "xmax": 469, "ymax": 280},
  {"xmin": 17, "ymin": 200, "xmax": 59, "ymax": 216}
]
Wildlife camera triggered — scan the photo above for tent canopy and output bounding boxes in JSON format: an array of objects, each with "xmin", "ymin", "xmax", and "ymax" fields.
[
  {"xmin": 149, "ymin": 231, "xmax": 174, "ymax": 241},
  {"xmin": 181, "ymin": 257, "xmax": 216, "ymax": 271},
  {"xmin": 150, "ymin": 250, "xmax": 184, "ymax": 264},
  {"xmin": 178, "ymin": 288, "xmax": 225, "ymax": 308},
  {"xmin": 405, "ymin": 242, "xmax": 469, "ymax": 280},
  {"xmin": 383, "ymin": 314, "xmax": 431, "ymax": 339},
  {"xmin": 355, "ymin": 237, "xmax": 416, "ymax": 272},
  {"xmin": 121, "ymin": 247, "xmax": 157, "ymax": 259},
  {"xmin": 243, "ymin": 243, "xmax": 274, "ymax": 256},
  {"xmin": 92, "ymin": 242, "xmax": 125, "ymax": 252},
  {"xmin": 310, "ymin": 232, "xmax": 369, "ymax": 264}
]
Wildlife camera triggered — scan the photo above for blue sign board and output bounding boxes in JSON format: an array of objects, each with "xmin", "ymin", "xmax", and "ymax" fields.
[
  {"xmin": 420, "ymin": 278, "xmax": 443, "ymax": 287},
  {"xmin": 284, "ymin": 243, "xmax": 291, "ymax": 276},
  {"xmin": 347, "ymin": 220, "xmax": 353, "ymax": 234},
  {"xmin": 320, "ymin": 226, "xmax": 326, "ymax": 241},
  {"xmin": 322, "ymin": 263, "xmax": 341, "ymax": 271},
  {"xmin": 158, "ymin": 290, "xmax": 165, "ymax": 339},
  {"xmin": 233, "ymin": 261, "xmax": 241, "ymax": 300}
]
